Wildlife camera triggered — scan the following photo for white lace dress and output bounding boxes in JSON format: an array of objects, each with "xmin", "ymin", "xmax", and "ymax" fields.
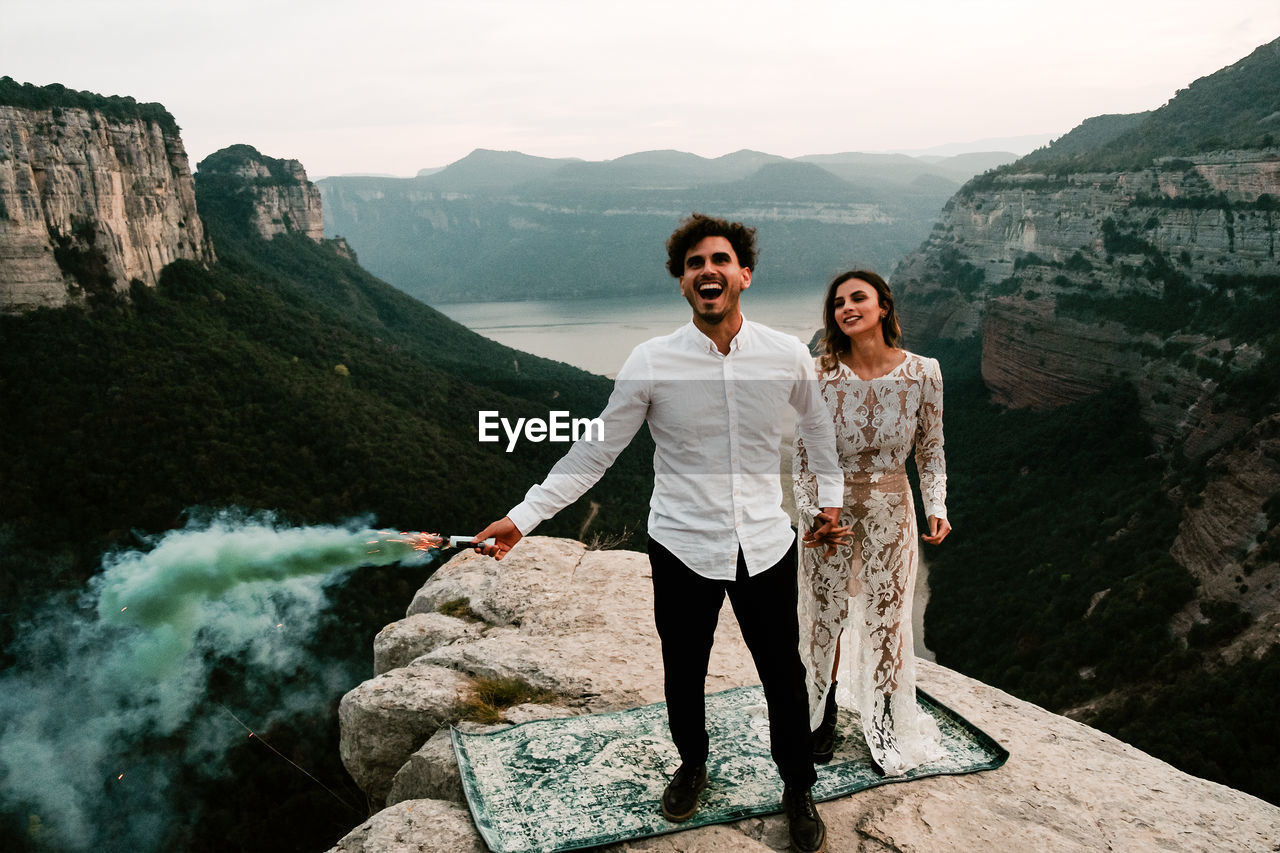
[{"xmin": 793, "ymin": 351, "xmax": 948, "ymax": 775}]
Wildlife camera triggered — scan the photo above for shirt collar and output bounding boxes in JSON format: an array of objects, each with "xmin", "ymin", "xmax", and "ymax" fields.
[{"xmin": 682, "ymin": 317, "xmax": 751, "ymax": 354}]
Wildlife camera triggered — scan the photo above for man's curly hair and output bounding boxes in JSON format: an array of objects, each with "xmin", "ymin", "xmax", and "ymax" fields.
[{"xmin": 665, "ymin": 213, "xmax": 758, "ymax": 277}]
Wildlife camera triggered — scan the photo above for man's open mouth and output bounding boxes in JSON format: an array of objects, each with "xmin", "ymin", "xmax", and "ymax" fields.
[{"xmin": 697, "ymin": 281, "xmax": 725, "ymax": 299}]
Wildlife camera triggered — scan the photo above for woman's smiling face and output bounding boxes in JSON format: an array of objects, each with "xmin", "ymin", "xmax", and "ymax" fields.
[{"xmin": 831, "ymin": 278, "xmax": 884, "ymax": 340}]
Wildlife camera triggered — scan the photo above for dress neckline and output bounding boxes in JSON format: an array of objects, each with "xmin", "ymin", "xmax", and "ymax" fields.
[{"xmin": 838, "ymin": 350, "xmax": 911, "ymax": 381}]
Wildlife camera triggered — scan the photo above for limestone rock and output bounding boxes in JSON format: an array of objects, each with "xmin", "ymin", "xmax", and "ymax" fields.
[
  {"xmin": 1170, "ymin": 414, "xmax": 1280, "ymax": 656},
  {"xmin": 195, "ymin": 144, "xmax": 325, "ymax": 242},
  {"xmin": 405, "ymin": 538, "xmax": 759, "ymax": 709},
  {"xmin": 373, "ymin": 612, "xmax": 481, "ymax": 676},
  {"xmin": 328, "ymin": 799, "xmax": 486, "ymax": 853},
  {"xmin": 385, "ymin": 728, "xmax": 465, "ymax": 807},
  {"xmin": 0, "ymin": 104, "xmax": 214, "ymax": 312},
  {"xmin": 334, "ymin": 538, "xmax": 1280, "ymax": 853},
  {"xmin": 895, "ymin": 150, "xmax": 1279, "ymax": 457},
  {"xmin": 338, "ymin": 661, "xmax": 474, "ymax": 805}
]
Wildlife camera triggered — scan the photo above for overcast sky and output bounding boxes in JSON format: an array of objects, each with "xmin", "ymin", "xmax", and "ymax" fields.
[{"xmin": 4, "ymin": 1, "xmax": 1278, "ymax": 177}]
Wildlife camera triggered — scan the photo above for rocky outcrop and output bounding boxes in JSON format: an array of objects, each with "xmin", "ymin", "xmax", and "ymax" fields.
[
  {"xmin": 1170, "ymin": 414, "xmax": 1280, "ymax": 656},
  {"xmin": 195, "ymin": 144, "xmax": 324, "ymax": 242},
  {"xmin": 892, "ymin": 148, "xmax": 1280, "ymax": 646},
  {"xmin": 0, "ymin": 103, "xmax": 214, "ymax": 312},
  {"xmin": 331, "ymin": 537, "xmax": 1280, "ymax": 852},
  {"xmin": 896, "ymin": 151, "xmax": 1278, "ymax": 447}
]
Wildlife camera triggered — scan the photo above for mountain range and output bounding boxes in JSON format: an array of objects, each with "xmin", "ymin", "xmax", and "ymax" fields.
[{"xmin": 316, "ymin": 146, "xmax": 1017, "ymax": 304}]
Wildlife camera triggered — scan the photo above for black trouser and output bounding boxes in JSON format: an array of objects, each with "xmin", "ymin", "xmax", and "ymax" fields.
[{"xmin": 649, "ymin": 534, "xmax": 817, "ymax": 790}]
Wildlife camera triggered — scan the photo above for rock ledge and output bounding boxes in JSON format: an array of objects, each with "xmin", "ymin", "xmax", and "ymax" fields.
[{"xmin": 333, "ymin": 537, "xmax": 1280, "ymax": 852}]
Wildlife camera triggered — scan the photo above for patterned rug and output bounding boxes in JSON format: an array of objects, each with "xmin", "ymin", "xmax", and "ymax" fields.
[{"xmin": 452, "ymin": 686, "xmax": 1008, "ymax": 853}]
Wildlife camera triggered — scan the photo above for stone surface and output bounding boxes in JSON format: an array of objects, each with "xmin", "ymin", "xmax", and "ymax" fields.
[
  {"xmin": 404, "ymin": 539, "xmax": 759, "ymax": 710},
  {"xmin": 385, "ymin": 728, "xmax": 466, "ymax": 807},
  {"xmin": 0, "ymin": 104, "xmax": 214, "ymax": 312},
  {"xmin": 338, "ymin": 660, "xmax": 475, "ymax": 806},
  {"xmin": 332, "ymin": 538, "xmax": 1280, "ymax": 853},
  {"xmin": 329, "ymin": 799, "xmax": 486, "ymax": 853},
  {"xmin": 373, "ymin": 612, "xmax": 481, "ymax": 676}
]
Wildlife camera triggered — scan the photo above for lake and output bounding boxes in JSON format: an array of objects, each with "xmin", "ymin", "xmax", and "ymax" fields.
[{"xmin": 435, "ymin": 287, "xmax": 830, "ymax": 378}]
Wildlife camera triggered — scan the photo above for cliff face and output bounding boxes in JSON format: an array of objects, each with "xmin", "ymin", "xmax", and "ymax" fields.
[
  {"xmin": 896, "ymin": 150, "xmax": 1278, "ymax": 444},
  {"xmin": 195, "ymin": 144, "xmax": 324, "ymax": 242},
  {"xmin": 893, "ymin": 148, "xmax": 1280, "ymax": 647},
  {"xmin": 0, "ymin": 104, "xmax": 214, "ymax": 312},
  {"xmin": 330, "ymin": 538, "xmax": 1280, "ymax": 853}
]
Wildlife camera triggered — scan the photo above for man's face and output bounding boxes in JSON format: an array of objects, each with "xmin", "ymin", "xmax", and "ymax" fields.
[{"xmin": 679, "ymin": 235, "xmax": 751, "ymax": 327}]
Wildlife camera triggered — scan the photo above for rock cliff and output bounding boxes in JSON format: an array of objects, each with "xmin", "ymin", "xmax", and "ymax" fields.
[
  {"xmin": 195, "ymin": 144, "xmax": 324, "ymax": 242},
  {"xmin": 893, "ymin": 144, "xmax": 1280, "ymax": 653},
  {"xmin": 895, "ymin": 150, "xmax": 1278, "ymax": 440},
  {"xmin": 330, "ymin": 537, "xmax": 1280, "ymax": 852},
  {"xmin": 0, "ymin": 99, "xmax": 214, "ymax": 312}
]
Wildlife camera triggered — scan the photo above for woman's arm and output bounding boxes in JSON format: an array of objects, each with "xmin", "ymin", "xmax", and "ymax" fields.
[{"xmin": 915, "ymin": 358, "xmax": 950, "ymax": 543}]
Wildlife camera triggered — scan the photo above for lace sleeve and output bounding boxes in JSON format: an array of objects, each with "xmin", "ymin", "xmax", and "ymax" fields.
[
  {"xmin": 914, "ymin": 357, "xmax": 947, "ymax": 520},
  {"xmin": 792, "ymin": 433, "xmax": 821, "ymax": 528}
]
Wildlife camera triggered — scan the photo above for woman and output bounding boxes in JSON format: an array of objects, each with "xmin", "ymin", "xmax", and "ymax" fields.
[{"xmin": 793, "ymin": 269, "xmax": 951, "ymax": 776}]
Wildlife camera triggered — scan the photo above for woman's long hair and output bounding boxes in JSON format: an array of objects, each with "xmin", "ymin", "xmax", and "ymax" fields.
[{"xmin": 817, "ymin": 269, "xmax": 902, "ymax": 373}]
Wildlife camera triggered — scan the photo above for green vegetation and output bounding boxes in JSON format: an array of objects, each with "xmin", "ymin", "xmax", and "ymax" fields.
[
  {"xmin": 1056, "ymin": 270, "xmax": 1280, "ymax": 345},
  {"xmin": 1020, "ymin": 113, "xmax": 1151, "ymax": 166},
  {"xmin": 438, "ymin": 597, "xmax": 484, "ymax": 621},
  {"xmin": 198, "ymin": 144, "xmax": 306, "ymax": 186},
  {"xmin": 914, "ymin": 337, "xmax": 1280, "ymax": 806},
  {"xmin": 1089, "ymin": 645, "xmax": 1280, "ymax": 805},
  {"xmin": 920, "ymin": 339, "xmax": 1192, "ymax": 708},
  {"xmin": 0, "ymin": 159, "xmax": 654, "ymax": 849},
  {"xmin": 453, "ymin": 675, "xmax": 563, "ymax": 724},
  {"xmin": 0, "ymin": 76, "xmax": 179, "ymax": 135},
  {"xmin": 936, "ymin": 247, "xmax": 985, "ymax": 295}
]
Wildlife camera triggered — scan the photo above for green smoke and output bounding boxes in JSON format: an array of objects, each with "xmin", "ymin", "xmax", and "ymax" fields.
[
  {"xmin": 0, "ymin": 512, "xmax": 439, "ymax": 851},
  {"xmin": 93, "ymin": 518, "xmax": 432, "ymax": 676}
]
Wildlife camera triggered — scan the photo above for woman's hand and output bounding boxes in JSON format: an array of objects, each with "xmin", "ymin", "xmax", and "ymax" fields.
[
  {"xmin": 803, "ymin": 507, "xmax": 852, "ymax": 557},
  {"xmin": 921, "ymin": 515, "xmax": 951, "ymax": 545}
]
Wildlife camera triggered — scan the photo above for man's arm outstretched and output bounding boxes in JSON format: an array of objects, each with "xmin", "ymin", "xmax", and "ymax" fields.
[{"xmin": 471, "ymin": 351, "xmax": 651, "ymax": 560}]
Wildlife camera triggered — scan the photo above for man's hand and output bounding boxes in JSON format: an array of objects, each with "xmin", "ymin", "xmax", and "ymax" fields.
[
  {"xmin": 472, "ymin": 517, "xmax": 523, "ymax": 560},
  {"xmin": 921, "ymin": 515, "xmax": 951, "ymax": 545},
  {"xmin": 802, "ymin": 507, "xmax": 851, "ymax": 558}
]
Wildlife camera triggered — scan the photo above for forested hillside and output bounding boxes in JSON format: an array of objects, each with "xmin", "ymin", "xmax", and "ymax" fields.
[{"xmin": 0, "ymin": 143, "xmax": 653, "ymax": 850}]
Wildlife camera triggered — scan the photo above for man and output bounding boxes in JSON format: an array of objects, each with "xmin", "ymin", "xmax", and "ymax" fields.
[{"xmin": 473, "ymin": 213, "xmax": 844, "ymax": 853}]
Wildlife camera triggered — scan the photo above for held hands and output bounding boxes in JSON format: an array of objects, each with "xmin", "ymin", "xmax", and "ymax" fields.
[
  {"xmin": 922, "ymin": 515, "xmax": 951, "ymax": 545},
  {"xmin": 802, "ymin": 507, "xmax": 852, "ymax": 558},
  {"xmin": 472, "ymin": 517, "xmax": 523, "ymax": 560}
]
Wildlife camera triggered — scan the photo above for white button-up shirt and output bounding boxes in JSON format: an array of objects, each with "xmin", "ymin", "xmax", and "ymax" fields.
[{"xmin": 507, "ymin": 319, "xmax": 844, "ymax": 580}]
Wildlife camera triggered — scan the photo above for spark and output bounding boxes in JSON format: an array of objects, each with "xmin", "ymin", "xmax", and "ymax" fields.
[{"xmin": 218, "ymin": 705, "xmax": 358, "ymax": 814}]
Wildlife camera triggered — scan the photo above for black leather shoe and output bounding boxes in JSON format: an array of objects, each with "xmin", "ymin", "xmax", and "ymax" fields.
[
  {"xmin": 661, "ymin": 762, "xmax": 707, "ymax": 822},
  {"xmin": 812, "ymin": 681, "xmax": 838, "ymax": 763},
  {"xmin": 782, "ymin": 785, "xmax": 827, "ymax": 853}
]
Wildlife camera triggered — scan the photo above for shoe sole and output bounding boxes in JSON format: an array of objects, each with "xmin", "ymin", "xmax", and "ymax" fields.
[{"xmin": 794, "ymin": 832, "xmax": 826, "ymax": 853}]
